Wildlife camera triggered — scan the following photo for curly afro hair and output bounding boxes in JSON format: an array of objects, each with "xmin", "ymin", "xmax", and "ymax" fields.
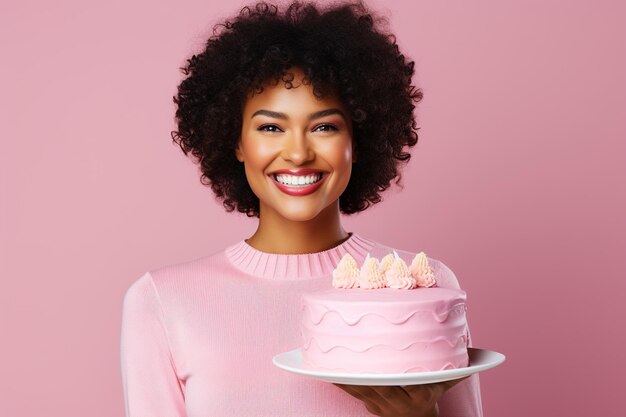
[{"xmin": 171, "ymin": 0, "xmax": 422, "ymax": 218}]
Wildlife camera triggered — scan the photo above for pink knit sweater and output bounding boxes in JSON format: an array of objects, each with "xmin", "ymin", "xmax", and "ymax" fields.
[{"xmin": 120, "ymin": 232, "xmax": 483, "ymax": 417}]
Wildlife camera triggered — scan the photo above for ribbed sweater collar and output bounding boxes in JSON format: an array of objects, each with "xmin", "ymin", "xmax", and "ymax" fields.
[{"xmin": 224, "ymin": 232, "xmax": 376, "ymax": 280}]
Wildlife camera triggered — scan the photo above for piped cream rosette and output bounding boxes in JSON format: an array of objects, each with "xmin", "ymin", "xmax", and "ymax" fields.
[
  {"xmin": 332, "ymin": 250, "xmax": 437, "ymax": 289},
  {"xmin": 357, "ymin": 253, "xmax": 386, "ymax": 289},
  {"xmin": 409, "ymin": 251, "xmax": 437, "ymax": 288},
  {"xmin": 332, "ymin": 252, "xmax": 360, "ymax": 288},
  {"xmin": 385, "ymin": 250, "xmax": 418, "ymax": 289}
]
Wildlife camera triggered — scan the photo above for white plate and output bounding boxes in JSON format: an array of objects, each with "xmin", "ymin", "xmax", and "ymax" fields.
[{"xmin": 272, "ymin": 347, "xmax": 505, "ymax": 386}]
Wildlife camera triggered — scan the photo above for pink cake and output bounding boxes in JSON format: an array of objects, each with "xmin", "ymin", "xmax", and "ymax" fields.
[{"xmin": 300, "ymin": 251, "xmax": 470, "ymax": 374}]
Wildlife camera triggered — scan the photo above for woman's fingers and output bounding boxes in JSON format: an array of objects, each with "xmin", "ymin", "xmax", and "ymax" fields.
[
  {"xmin": 443, "ymin": 375, "xmax": 470, "ymax": 390},
  {"xmin": 403, "ymin": 376, "xmax": 470, "ymax": 401},
  {"xmin": 402, "ymin": 383, "xmax": 438, "ymax": 403},
  {"xmin": 335, "ymin": 384, "xmax": 415, "ymax": 414},
  {"xmin": 370, "ymin": 385, "xmax": 411, "ymax": 401},
  {"xmin": 334, "ymin": 377, "xmax": 470, "ymax": 417},
  {"xmin": 334, "ymin": 383, "xmax": 363, "ymax": 399},
  {"xmin": 334, "ymin": 383, "xmax": 385, "ymax": 403},
  {"xmin": 333, "ymin": 384, "xmax": 384, "ymax": 415},
  {"xmin": 369, "ymin": 386, "xmax": 415, "ymax": 414},
  {"xmin": 363, "ymin": 400, "xmax": 382, "ymax": 415}
]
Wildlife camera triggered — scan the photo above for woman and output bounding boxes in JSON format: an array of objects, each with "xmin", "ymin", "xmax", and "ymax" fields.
[{"xmin": 120, "ymin": 1, "xmax": 483, "ymax": 416}]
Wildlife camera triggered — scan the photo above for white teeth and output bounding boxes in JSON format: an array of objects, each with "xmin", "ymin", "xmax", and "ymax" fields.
[{"xmin": 274, "ymin": 173, "xmax": 323, "ymax": 187}]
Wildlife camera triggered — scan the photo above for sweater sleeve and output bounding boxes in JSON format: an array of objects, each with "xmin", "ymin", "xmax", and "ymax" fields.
[
  {"xmin": 120, "ymin": 272, "xmax": 187, "ymax": 417},
  {"xmin": 433, "ymin": 260, "xmax": 484, "ymax": 417}
]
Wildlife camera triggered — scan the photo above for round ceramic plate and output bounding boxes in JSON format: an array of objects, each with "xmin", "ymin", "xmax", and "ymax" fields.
[{"xmin": 272, "ymin": 347, "xmax": 505, "ymax": 386}]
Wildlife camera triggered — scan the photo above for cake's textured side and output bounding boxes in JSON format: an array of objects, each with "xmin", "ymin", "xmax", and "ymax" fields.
[{"xmin": 300, "ymin": 287, "xmax": 469, "ymax": 374}]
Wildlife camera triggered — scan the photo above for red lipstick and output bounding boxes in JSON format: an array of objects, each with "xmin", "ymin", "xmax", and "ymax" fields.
[
  {"xmin": 270, "ymin": 168, "xmax": 326, "ymax": 175},
  {"xmin": 269, "ymin": 170, "xmax": 328, "ymax": 196}
]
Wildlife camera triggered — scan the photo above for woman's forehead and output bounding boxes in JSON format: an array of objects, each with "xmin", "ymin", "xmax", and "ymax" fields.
[{"xmin": 243, "ymin": 78, "xmax": 345, "ymax": 118}]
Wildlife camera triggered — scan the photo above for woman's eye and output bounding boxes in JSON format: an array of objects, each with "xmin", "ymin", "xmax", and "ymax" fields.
[
  {"xmin": 315, "ymin": 124, "xmax": 338, "ymax": 132},
  {"xmin": 258, "ymin": 125, "xmax": 282, "ymax": 133}
]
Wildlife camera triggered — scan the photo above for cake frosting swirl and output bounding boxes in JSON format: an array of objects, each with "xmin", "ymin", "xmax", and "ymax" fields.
[
  {"xmin": 331, "ymin": 253, "xmax": 359, "ymax": 289},
  {"xmin": 409, "ymin": 252, "xmax": 437, "ymax": 288},
  {"xmin": 357, "ymin": 253, "xmax": 386, "ymax": 289},
  {"xmin": 385, "ymin": 251, "xmax": 418, "ymax": 289}
]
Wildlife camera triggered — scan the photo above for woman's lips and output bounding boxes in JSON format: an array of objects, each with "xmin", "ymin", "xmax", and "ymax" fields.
[{"xmin": 270, "ymin": 173, "xmax": 328, "ymax": 196}]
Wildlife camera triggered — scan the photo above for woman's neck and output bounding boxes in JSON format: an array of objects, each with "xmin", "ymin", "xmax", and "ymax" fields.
[{"xmin": 245, "ymin": 201, "xmax": 349, "ymax": 254}]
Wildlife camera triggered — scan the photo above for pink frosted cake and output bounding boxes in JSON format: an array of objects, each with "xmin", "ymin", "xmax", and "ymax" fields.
[{"xmin": 300, "ymin": 251, "xmax": 469, "ymax": 374}]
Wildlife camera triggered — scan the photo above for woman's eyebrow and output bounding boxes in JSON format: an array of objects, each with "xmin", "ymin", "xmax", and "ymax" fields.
[{"xmin": 251, "ymin": 108, "xmax": 345, "ymax": 121}]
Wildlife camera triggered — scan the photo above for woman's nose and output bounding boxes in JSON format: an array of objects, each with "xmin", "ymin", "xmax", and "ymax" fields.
[{"xmin": 281, "ymin": 131, "xmax": 314, "ymax": 165}]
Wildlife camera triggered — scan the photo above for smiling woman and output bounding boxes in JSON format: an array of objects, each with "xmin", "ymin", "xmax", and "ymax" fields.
[
  {"xmin": 236, "ymin": 67, "xmax": 357, "ymax": 246},
  {"xmin": 170, "ymin": 1, "xmax": 421, "ymax": 223},
  {"xmin": 120, "ymin": 1, "xmax": 483, "ymax": 416}
]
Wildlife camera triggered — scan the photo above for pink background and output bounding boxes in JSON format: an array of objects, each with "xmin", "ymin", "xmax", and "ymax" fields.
[{"xmin": 1, "ymin": 0, "xmax": 624, "ymax": 416}]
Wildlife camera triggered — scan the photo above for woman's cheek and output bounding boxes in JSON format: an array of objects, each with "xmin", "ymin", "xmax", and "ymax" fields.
[
  {"xmin": 243, "ymin": 137, "xmax": 277, "ymax": 168},
  {"xmin": 334, "ymin": 141, "xmax": 355, "ymax": 178}
]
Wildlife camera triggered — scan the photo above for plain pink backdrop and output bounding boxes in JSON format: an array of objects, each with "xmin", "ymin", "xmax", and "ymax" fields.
[{"xmin": 1, "ymin": 0, "xmax": 624, "ymax": 416}]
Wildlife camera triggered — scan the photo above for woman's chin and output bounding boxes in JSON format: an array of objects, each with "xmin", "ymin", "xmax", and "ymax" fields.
[
  {"xmin": 258, "ymin": 190, "xmax": 342, "ymax": 222},
  {"xmin": 263, "ymin": 198, "xmax": 332, "ymax": 222},
  {"xmin": 274, "ymin": 206, "xmax": 325, "ymax": 222}
]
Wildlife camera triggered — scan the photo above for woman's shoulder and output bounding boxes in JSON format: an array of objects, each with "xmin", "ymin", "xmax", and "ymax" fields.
[
  {"xmin": 365, "ymin": 237, "xmax": 462, "ymax": 290},
  {"xmin": 124, "ymin": 246, "xmax": 232, "ymax": 295}
]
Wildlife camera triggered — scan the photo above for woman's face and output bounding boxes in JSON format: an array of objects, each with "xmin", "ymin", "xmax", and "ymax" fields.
[{"xmin": 236, "ymin": 67, "xmax": 356, "ymax": 222}]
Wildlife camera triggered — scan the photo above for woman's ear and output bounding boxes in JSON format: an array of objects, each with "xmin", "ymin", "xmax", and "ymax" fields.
[
  {"xmin": 352, "ymin": 142, "xmax": 358, "ymax": 163},
  {"xmin": 235, "ymin": 138, "xmax": 244, "ymax": 162}
]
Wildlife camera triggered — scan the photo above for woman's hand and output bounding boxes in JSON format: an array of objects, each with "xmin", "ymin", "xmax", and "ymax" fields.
[{"xmin": 333, "ymin": 376, "xmax": 468, "ymax": 417}]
